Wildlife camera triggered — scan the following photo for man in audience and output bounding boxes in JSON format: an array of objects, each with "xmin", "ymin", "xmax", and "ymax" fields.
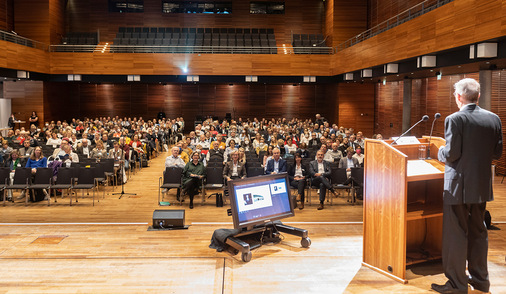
[
  {"xmin": 339, "ymin": 147, "xmax": 360, "ymax": 177},
  {"xmin": 206, "ymin": 141, "xmax": 224, "ymax": 163},
  {"xmin": 164, "ymin": 146, "xmax": 186, "ymax": 201},
  {"xmin": 60, "ymin": 144, "xmax": 79, "ymax": 167},
  {"xmin": 76, "ymin": 138, "xmax": 91, "ymax": 158},
  {"xmin": 326, "ymin": 142, "xmax": 343, "ymax": 163},
  {"xmin": 265, "ymin": 147, "xmax": 287, "ymax": 175},
  {"xmin": 308, "ymin": 133, "xmax": 320, "ymax": 150},
  {"xmin": 309, "ymin": 149, "xmax": 337, "ymax": 210},
  {"xmin": 355, "ymin": 131, "xmax": 365, "ymax": 149},
  {"xmin": 18, "ymin": 140, "xmax": 34, "ymax": 159}
]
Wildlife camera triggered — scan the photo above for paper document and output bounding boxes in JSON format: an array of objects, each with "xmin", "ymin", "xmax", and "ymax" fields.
[{"xmin": 407, "ymin": 160, "xmax": 442, "ymax": 177}]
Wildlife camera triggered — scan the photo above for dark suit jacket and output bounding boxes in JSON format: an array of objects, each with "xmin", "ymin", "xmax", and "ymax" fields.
[
  {"xmin": 265, "ymin": 158, "xmax": 287, "ymax": 174},
  {"xmin": 308, "ymin": 160, "xmax": 331, "ymax": 179},
  {"xmin": 338, "ymin": 157, "xmax": 360, "ymax": 169},
  {"xmin": 223, "ymin": 161, "xmax": 247, "ymax": 179},
  {"xmin": 287, "ymin": 163, "xmax": 308, "ymax": 181},
  {"xmin": 438, "ymin": 104, "xmax": 502, "ymax": 204}
]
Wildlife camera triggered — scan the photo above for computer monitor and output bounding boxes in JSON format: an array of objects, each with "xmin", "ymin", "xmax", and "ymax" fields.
[{"xmin": 228, "ymin": 173, "xmax": 294, "ymax": 230}]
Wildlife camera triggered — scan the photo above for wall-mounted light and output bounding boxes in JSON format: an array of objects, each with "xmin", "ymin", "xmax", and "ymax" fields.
[{"xmin": 127, "ymin": 75, "xmax": 141, "ymax": 81}]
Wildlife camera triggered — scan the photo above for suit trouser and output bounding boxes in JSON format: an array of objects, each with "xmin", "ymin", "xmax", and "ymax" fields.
[
  {"xmin": 311, "ymin": 176, "xmax": 332, "ymax": 203},
  {"xmin": 290, "ymin": 179, "xmax": 306, "ymax": 203},
  {"xmin": 183, "ymin": 178, "xmax": 200, "ymax": 205},
  {"xmin": 442, "ymin": 202, "xmax": 489, "ymax": 292}
]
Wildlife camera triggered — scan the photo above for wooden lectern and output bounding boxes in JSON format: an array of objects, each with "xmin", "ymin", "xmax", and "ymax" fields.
[{"xmin": 362, "ymin": 136, "xmax": 446, "ymax": 283}]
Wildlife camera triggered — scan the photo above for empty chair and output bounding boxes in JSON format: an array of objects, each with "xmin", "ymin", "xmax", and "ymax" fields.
[
  {"xmin": 350, "ymin": 167, "xmax": 364, "ymax": 203},
  {"xmin": 158, "ymin": 167, "xmax": 183, "ymax": 205},
  {"xmin": 246, "ymin": 166, "xmax": 264, "ymax": 178},
  {"xmin": 202, "ymin": 167, "xmax": 224, "ymax": 205},
  {"xmin": 0, "ymin": 167, "xmax": 10, "ymax": 205},
  {"xmin": 30, "ymin": 168, "xmax": 53, "ymax": 206},
  {"xmin": 94, "ymin": 162, "xmax": 107, "ymax": 199},
  {"xmin": 102, "ymin": 159, "xmax": 117, "ymax": 191},
  {"xmin": 74, "ymin": 167, "xmax": 97, "ymax": 206},
  {"xmin": 330, "ymin": 167, "xmax": 352, "ymax": 205},
  {"xmin": 52, "ymin": 167, "xmax": 74, "ymax": 205},
  {"xmin": 5, "ymin": 168, "xmax": 32, "ymax": 205}
]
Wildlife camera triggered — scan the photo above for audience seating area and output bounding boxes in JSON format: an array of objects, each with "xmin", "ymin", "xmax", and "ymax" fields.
[
  {"xmin": 292, "ymin": 33, "xmax": 330, "ymax": 54},
  {"xmin": 111, "ymin": 27, "xmax": 277, "ymax": 54},
  {"xmin": 61, "ymin": 32, "xmax": 99, "ymax": 45}
]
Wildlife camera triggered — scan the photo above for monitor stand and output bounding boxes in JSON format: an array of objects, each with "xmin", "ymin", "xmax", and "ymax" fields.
[{"xmin": 225, "ymin": 222, "xmax": 311, "ymax": 262}]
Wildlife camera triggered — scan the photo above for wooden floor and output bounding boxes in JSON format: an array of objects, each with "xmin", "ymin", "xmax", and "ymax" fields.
[{"xmin": 1, "ymin": 151, "xmax": 505, "ymax": 293}]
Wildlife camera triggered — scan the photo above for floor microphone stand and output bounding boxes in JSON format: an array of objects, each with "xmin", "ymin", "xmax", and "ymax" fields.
[{"xmin": 112, "ymin": 161, "xmax": 136, "ymax": 199}]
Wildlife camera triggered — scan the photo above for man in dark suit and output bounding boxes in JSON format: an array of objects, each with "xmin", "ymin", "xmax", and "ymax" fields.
[
  {"xmin": 432, "ymin": 78, "xmax": 502, "ymax": 294},
  {"xmin": 309, "ymin": 149, "xmax": 337, "ymax": 210},
  {"xmin": 265, "ymin": 147, "xmax": 287, "ymax": 175}
]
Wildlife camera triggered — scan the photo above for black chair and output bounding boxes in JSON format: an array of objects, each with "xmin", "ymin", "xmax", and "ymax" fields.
[
  {"xmin": 94, "ymin": 162, "xmax": 107, "ymax": 199},
  {"xmin": 0, "ymin": 167, "xmax": 10, "ymax": 205},
  {"xmin": 52, "ymin": 167, "xmax": 74, "ymax": 206},
  {"xmin": 102, "ymin": 158, "xmax": 117, "ymax": 191},
  {"xmin": 350, "ymin": 167, "xmax": 364, "ymax": 204},
  {"xmin": 330, "ymin": 167, "xmax": 352, "ymax": 205},
  {"xmin": 5, "ymin": 167, "xmax": 32, "ymax": 205},
  {"xmin": 73, "ymin": 167, "xmax": 97, "ymax": 206},
  {"xmin": 30, "ymin": 168, "xmax": 53, "ymax": 206},
  {"xmin": 202, "ymin": 166, "xmax": 224, "ymax": 205},
  {"xmin": 158, "ymin": 167, "xmax": 183, "ymax": 205},
  {"xmin": 246, "ymin": 166, "xmax": 264, "ymax": 177}
]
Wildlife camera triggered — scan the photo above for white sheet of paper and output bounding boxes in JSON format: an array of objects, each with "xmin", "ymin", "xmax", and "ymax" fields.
[
  {"xmin": 407, "ymin": 160, "xmax": 442, "ymax": 177},
  {"xmin": 391, "ymin": 136, "xmax": 420, "ymax": 145}
]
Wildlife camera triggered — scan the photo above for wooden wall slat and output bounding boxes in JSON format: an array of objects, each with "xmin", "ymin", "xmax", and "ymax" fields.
[
  {"xmin": 13, "ymin": 0, "xmax": 50, "ymax": 44},
  {"xmin": 4, "ymin": 80, "xmax": 44, "ymax": 130},
  {"xmin": 337, "ymin": 83, "xmax": 375, "ymax": 136}
]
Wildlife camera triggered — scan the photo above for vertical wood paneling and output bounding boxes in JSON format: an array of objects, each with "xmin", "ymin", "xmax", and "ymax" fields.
[
  {"xmin": 4, "ymin": 80, "xmax": 44, "ymax": 129},
  {"xmin": 214, "ymin": 85, "xmax": 235, "ymax": 119},
  {"xmin": 375, "ymin": 81, "xmax": 403, "ymax": 138},
  {"xmin": 298, "ymin": 85, "xmax": 316, "ymax": 120},
  {"xmin": 248, "ymin": 84, "xmax": 266, "ymax": 120},
  {"xmin": 13, "ymin": 0, "xmax": 50, "ymax": 43},
  {"xmin": 368, "ymin": 0, "xmax": 426, "ymax": 28},
  {"xmin": 0, "ymin": 0, "xmax": 14, "ymax": 31},
  {"xmin": 265, "ymin": 85, "xmax": 283, "ymax": 119},
  {"xmin": 49, "ymin": 0, "xmax": 66, "ymax": 44},
  {"xmin": 338, "ymin": 83, "xmax": 375, "ymax": 136}
]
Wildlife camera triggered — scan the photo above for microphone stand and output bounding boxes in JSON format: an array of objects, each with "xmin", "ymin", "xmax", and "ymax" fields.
[
  {"xmin": 112, "ymin": 160, "xmax": 136, "ymax": 199},
  {"xmin": 391, "ymin": 115, "xmax": 429, "ymax": 145},
  {"xmin": 426, "ymin": 113, "xmax": 441, "ymax": 160}
]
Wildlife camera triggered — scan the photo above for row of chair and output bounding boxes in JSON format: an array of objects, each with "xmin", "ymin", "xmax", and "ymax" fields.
[
  {"xmin": 118, "ymin": 27, "xmax": 274, "ymax": 35},
  {"xmin": 158, "ymin": 164, "xmax": 364, "ymax": 207},
  {"xmin": 0, "ymin": 159, "xmax": 118, "ymax": 207},
  {"xmin": 61, "ymin": 32, "xmax": 99, "ymax": 45}
]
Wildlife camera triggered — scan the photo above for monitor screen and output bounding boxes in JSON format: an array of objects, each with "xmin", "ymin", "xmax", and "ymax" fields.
[{"xmin": 228, "ymin": 173, "xmax": 294, "ymax": 229}]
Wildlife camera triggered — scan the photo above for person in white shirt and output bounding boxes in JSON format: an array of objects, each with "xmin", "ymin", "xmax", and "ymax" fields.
[
  {"xmin": 352, "ymin": 146, "xmax": 364, "ymax": 166},
  {"xmin": 165, "ymin": 147, "xmax": 185, "ymax": 168},
  {"xmin": 61, "ymin": 144, "xmax": 79, "ymax": 167},
  {"xmin": 46, "ymin": 132, "xmax": 61, "ymax": 147},
  {"xmin": 325, "ymin": 142, "xmax": 343, "ymax": 163}
]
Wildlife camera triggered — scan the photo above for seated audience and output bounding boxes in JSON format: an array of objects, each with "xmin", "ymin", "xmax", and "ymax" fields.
[
  {"xmin": 325, "ymin": 142, "xmax": 343, "ymax": 163},
  {"xmin": 182, "ymin": 151, "xmax": 205, "ymax": 209},
  {"xmin": 265, "ymin": 147, "xmax": 287, "ymax": 175},
  {"xmin": 223, "ymin": 150, "xmax": 247, "ymax": 182},
  {"xmin": 352, "ymin": 146, "xmax": 364, "ymax": 166},
  {"xmin": 309, "ymin": 149, "xmax": 337, "ymax": 210},
  {"xmin": 76, "ymin": 138, "xmax": 92, "ymax": 158},
  {"xmin": 90, "ymin": 140, "xmax": 108, "ymax": 160},
  {"xmin": 18, "ymin": 140, "xmax": 35, "ymax": 159},
  {"xmin": 288, "ymin": 153, "xmax": 307, "ymax": 210},
  {"xmin": 206, "ymin": 141, "xmax": 224, "ymax": 164},
  {"xmin": 339, "ymin": 147, "xmax": 360, "ymax": 177}
]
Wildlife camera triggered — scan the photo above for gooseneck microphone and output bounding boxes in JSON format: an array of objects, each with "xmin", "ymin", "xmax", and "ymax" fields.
[
  {"xmin": 391, "ymin": 115, "xmax": 429, "ymax": 145},
  {"xmin": 426, "ymin": 113, "xmax": 441, "ymax": 159}
]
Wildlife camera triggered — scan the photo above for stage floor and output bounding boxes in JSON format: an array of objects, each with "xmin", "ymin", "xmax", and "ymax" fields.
[{"xmin": 1, "ymin": 152, "xmax": 505, "ymax": 293}]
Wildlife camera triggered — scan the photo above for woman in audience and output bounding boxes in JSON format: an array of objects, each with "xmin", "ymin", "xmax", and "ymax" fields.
[
  {"xmin": 26, "ymin": 146, "xmax": 47, "ymax": 173},
  {"xmin": 263, "ymin": 145, "xmax": 274, "ymax": 169},
  {"xmin": 288, "ymin": 153, "xmax": 307, "ymax": 210},
  {"xmin": 284, "ymin": 136, "xmax": 297, "ymax": 155},
  {"xmin": 238, "ymin": 147, "xmax": 247, "ymax": 165},
  {"xmin": 129, "ymin": 134, "xmax": 144, "ymax": 160},
  {"xmin": 90, "ymin": 140, "xmax": 108, "ymax": 160},
  {"xmin": 182, "ymin": 151, "xmax": 205, "ymax": 209},
  {"xmin": 46, "ymin": 132, "xmax": 61, "ymax": 147},
  {"xmin": 223, "ymin": 139, "xmax": 238, "ymax": 162}
]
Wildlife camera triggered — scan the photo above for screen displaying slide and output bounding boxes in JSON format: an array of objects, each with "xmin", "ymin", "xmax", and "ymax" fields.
[{"xmin": 233, "ymin": 177, "xmax": 292, "ymax": 223}]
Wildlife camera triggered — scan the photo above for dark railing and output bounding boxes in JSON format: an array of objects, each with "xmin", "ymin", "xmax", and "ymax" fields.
[
  {"xmin": 0, "ymin": 30, "xmax": 48, "ymax": 51},
  {"xmin": 336, "ymin": 0, "xmax": 454, "ymax": 51},
  {"xmin": 49, "ymin": 44, "xmax": 335, "ymax": 54}
]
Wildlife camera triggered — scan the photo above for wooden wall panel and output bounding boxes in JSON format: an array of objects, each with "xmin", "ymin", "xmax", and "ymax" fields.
[
  {"xmin": 265, "ymin": 85, "xmax": 283, "ymax": 119},
  {"xmin": 375, "ymin": 81, "xmax": 403, "ymax": 138},
  {"xmin": 13, "ymin": 0, "xmax": 50, "ymax": 44},
  {"xmin": 248, "ymin": 84, "xmax": 266, "ymax": 120},
  {"xmin": 0, "ymin": 41, "xmax": 50, "ymax": 73},
  {"xmin": 196, "ymin": 84, "xmax": 216, "ymax": 117},
  {"xmin": 131, "ymin": 84, "xmax": 148, "ymax": 118},
  {"xmin": 333, "ymin": 0, "xmax": 368, "ymax": 46},
  {"xmin": 337, "ymin": 83, "xmax": 375, "ymax": 136},
  {"xmin": 66, "ymin": 0, "xmax": 325, "ymax": 45},
  {"xmin": 4, "ymin": 80, "xmax": 44, "ymax": 130},
  {"xmin": 368, "ymin": 0, "xmax": 425, "ymax": 28},
  {"xmin": 0, "ymin": 0, "xmax": 14, "ymax": 31},
  {"xmin": 214, "ymin": 85, "xmax": 235, "ymax": 119},
  {"xmin": 298, "ymin": 85, "xmax": 316, "ymax": 120},
  {"xmin": 49, "ymin": 0, "xmax": 66, "ymax": 44},
  {"xmin": 281, "ymin": 85, "xmax": 298, "ymax": 120},
  {"xmin": 491, "ymin": 70, "xmax": 506, "ymax": 175},
  {"xmin": 334, "ymin": 0, "xmax": 506, "ymax": 75}
]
